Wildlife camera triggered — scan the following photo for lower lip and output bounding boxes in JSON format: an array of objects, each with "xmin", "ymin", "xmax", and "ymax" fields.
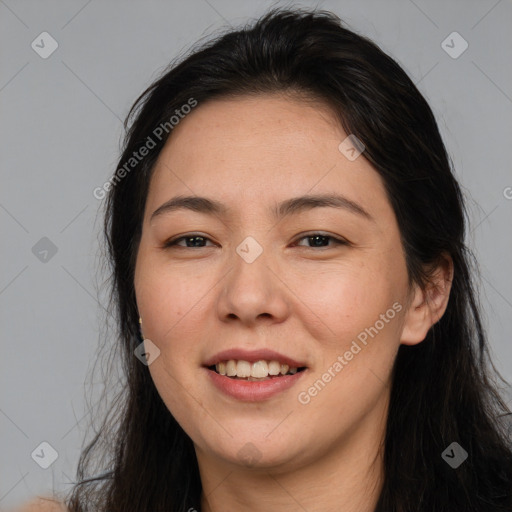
[{"xmin": 205, "ymin": 368, "xmax": 306, "ymax": 402}]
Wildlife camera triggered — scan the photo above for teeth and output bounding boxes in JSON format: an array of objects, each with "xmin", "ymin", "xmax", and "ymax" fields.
[
  {"xmin": 268, "ymin": 360, "xmax": 281, "ymax": 376},
  {"xmin": 236, "ymin": 360, "xmax": 251, "ymax": 378},
  {"xmin": 226, "ymin": 360, "xmax": 237, "ymax": 377},
  {"xmin": 251, "ymin": 360, "xmax": 268, "ymax": 378},
  {"xmin": 214, "ymin": 359, "xmax": 300, "ymax": 378}
]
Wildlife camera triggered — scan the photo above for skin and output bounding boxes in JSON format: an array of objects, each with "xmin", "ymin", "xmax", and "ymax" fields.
[
  {"xmin": 133, "ymin": 93, "xmax": 453, "ymax": 512},
  {"xmin": 13, "ymin": 498, "xmax": 66, "ymax": 512}
]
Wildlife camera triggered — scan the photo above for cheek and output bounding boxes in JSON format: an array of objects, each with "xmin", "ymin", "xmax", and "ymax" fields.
[
  {"xmin": 296, "ymin": 253, "xmax": 406, "ymax": 399},
  {"xmin": 147, "ymin": 358, "xmax": 217, "ymax": 448},
  {"xmin": 135, "ymin": 255, "xmax": 214, "ymax": 346},
  {"xmin": 296, "ymin": 301, "xmax": 402, "ymax": 438},
  {"xmin": 137, "ymin": 269, "xmax": 212, "ymax": 433},
  {"xmin": 289, "ymin": 256, "xmax": 397, "ymax": 343}
]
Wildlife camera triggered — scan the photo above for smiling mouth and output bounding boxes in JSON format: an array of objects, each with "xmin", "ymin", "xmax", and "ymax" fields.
[{"xmin": 208, "ymin": 359, "xmax": 307, "ymax": 381}]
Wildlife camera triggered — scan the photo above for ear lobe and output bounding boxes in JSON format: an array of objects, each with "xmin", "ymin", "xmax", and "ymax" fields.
[{"xmin": 400, "ymin": 253, "xmax": 454, "ymax": 346}]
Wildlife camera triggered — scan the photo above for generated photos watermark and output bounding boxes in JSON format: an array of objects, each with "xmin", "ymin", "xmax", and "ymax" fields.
[
  {"xmin": 298, "ymin": 301, "xmax": 403, "ymax": 405},
  {"xmin": 93, "ymin": 97, "xmax": 198, "ymax": 200}
]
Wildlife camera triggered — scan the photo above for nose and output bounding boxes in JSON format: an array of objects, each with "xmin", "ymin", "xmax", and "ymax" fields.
[{"xmin": 215, "ymin": 244, "xmax": 290, "ymax": 327}]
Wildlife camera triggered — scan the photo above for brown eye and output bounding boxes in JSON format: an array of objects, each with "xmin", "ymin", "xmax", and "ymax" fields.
[
  {"xmin": 164, "ymin": 234, "xmax": 214, "ymax": 248},
  {"xmin": 294, "ymin": 233, "xmax": 348, "ymax": 249}
]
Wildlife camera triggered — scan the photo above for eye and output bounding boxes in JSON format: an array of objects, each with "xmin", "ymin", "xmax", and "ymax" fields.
[
  {"xmin": 293, "ymin": 232, "xmax": 348, "ymax": 249},
  {"xmin": 163, "ymin": 234, "xmax": 215, "ymax": 248},
  {"xmin": 163, "ymin": 232, "xmax": 349, "ymax": 250}
]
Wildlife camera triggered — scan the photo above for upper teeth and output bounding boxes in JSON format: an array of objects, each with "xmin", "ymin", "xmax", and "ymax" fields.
[{"xmin": 215, "ymin": 360, "xmax": 298, "ymax": 378}]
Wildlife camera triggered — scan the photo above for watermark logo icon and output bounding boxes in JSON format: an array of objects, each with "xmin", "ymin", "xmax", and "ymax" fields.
[
  {"xmin": 134, "ymin": 339, "xmax": 161, "ymax": 365},
  {"xmin": 31, "ymin": 32, "xmax": 59, "ymax": 59},
  {"xmin": 32, "ymin": 237, "xmax": 58, "ymax": 263},
  {"xmin": 338, "ymin": 134, "xmax": 365, "ymax": 161},
  {"xmin": 31, "ymin": 441, "xmax": 59, "ymax": 469},
  {"xmin": 441, "ymin": 32, "xmax": 468, "ymax": 59},
  {"xmin": 441, "ymin": 441, "xmax": 468, "ymax": 468},
  {"xmin": 237, "ymin": 442, "xmax": 262, "ymax": 466},
  {"xmin": 236, "ymin": 236, "xmax": 263, "ymax": 264}
]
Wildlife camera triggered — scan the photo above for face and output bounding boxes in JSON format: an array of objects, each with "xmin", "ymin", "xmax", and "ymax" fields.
[{"xmin": 134, "ymin": 93, "xmax": 414, "ymax": 473}]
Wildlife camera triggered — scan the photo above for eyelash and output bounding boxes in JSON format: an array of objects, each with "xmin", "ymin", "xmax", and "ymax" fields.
[{"xmin": 163, "ymin": 232, "xmax": 349, "ymax": 250}]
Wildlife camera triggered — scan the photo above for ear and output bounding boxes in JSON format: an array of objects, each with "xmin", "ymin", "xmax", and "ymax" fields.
[{"xmin": 400, "ymin": 253, "xmax": 454, "ymax": 346}]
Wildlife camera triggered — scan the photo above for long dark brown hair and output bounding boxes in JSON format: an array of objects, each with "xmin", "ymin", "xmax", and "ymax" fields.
[{"xmin": 65, "ymin": 8, "xmax": 512, "ymax": 511}]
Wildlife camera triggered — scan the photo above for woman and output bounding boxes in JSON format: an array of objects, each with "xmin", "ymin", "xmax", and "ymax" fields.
[{"xmin": 19, "ymin": 7, "xmax": 512, "ymax": 512}]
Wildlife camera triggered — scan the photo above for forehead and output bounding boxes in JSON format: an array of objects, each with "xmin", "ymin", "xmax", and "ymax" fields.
[{"xmin": 145, "ymin": 94, "xmax": 392, "ymax": 225}]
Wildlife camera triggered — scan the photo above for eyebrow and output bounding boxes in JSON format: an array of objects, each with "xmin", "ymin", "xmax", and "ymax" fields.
[{"xmin": 150, "ymin": 193, "xmax": 374, "ymax": 223}]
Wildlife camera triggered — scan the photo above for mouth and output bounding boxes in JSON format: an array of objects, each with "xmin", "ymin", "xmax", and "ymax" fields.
[
  {"xmin": 207, "ymin": 359, "xmax": 308, "ymax": 381},
  {"xmin": 203, "ymin": 349, "xmax": 308, "ymax": 401}
]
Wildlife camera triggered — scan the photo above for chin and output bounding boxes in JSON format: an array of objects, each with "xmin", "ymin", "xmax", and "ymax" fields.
[{"xmin": 202, "ymin": 430, "xmax": 305, "ymax": 470}]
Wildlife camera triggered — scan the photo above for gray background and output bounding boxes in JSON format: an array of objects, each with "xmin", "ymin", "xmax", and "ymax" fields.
[{"xmin": 1, "ymin": 0, "xmax": 511, "ymax": 508}]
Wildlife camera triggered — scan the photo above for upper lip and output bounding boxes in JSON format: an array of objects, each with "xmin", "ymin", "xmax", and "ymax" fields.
[{"xmin": 203, "ymin": 348, "xmax": 307, "ymax": 368}]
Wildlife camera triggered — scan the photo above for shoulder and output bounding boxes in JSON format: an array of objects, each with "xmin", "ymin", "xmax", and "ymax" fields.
[{"xmin": 12, "ymin": 497, "xmax": 67, "ymax": 512}]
